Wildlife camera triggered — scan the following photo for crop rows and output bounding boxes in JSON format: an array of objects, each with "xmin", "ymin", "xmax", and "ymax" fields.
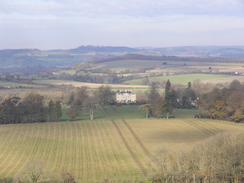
[
  {"xmin": 110, "ymin": 106, "xmax": 153, "ymax": 158},
  {"xmin": 0, "ymin": 119, "xmax": 145, "ymax": 182},
  {"xmin": 1, "ymin": 114, "xmax": 240, "ymax": 182},
  {"xmin": 182, "ymin": 118, "xmax": 220, "ymax": 137},
  {"xmin": 102, "ymin": 107, "xmax": 153, "ymax": 177}
]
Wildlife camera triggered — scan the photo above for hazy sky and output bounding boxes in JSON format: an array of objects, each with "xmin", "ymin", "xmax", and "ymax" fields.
[{"xmin": 1, "ymin": 0, "xmax": 244, "ymax": 49}]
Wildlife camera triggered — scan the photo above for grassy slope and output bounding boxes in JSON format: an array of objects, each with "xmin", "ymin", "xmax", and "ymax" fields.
[
  {"xmin": 123, "ymin": 73, "xmax": 232, "ymax": 85},
  {"xmin": 0, "ymin": 105, "xmax": 243, "ymax": 182}
]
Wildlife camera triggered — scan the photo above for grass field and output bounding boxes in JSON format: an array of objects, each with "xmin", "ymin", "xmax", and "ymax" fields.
[
  {"xmin": 123, "ymin": 73, "xmax": 242, "ymax": 85},
  {"xmin": 34, "ymin": 79, "xmax": 149, "ymax": 89},
  {"xmin": 96, "ymin": 59, "xmax": 244, "ymax": 73},
  {"xmin": 0, "ymin": 106, "xmax": 243, "ymax": 182}
]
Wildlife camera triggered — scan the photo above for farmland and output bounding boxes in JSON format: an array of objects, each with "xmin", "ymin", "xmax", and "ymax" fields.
[
  {"xmin": 95, "ymin": 59, "xmax": 244, "ymax": 73},
  {"xmin": 34, "ymin": 79, "xmax": 148, "ymax": 89},
  {"xmin": 0, "ymin": 106, "xmax": 243, "ymax": 182},
  {"xmin": 123, "ymin": 73, "xmax": 242, "ymax": 85}
]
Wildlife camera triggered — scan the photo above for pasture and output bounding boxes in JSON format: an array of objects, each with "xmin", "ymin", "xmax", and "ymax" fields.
[
  {"xmin": 96, "ymin": 59, "xmax": 244, "ymax": 73},
  {"xmin": 0, "ymin": 105, "xmax": 243, "ymax": 182},
  {"xmin": 123, "ymin": 73, "xmax": 243, "ymax": 85}
]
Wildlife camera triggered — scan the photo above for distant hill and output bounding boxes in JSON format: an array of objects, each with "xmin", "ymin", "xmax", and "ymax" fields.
[
  {"xmin": 89, "ymin": 53, "xmax": 244, "ymax": 64},
  {"xmin": 1, "ymin": 45, "xmax": 244, "ymax": 74},
  {"xmin": 154, "ymin": 46, "xmax": 244, "ymax": 58},
  {"xmin": 68, "ymin": 45, "xmax": 141, "ymax": 53}
]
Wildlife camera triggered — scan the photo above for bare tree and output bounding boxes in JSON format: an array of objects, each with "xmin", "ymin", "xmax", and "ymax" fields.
[{"xmin": 85, "ymin": 93, "xmax": 97, "ymax": 120}]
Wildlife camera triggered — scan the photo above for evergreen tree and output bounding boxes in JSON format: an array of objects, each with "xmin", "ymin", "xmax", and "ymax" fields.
[
  {"xmin": 165, "ymin": 80, "xmax": 171, "ymax": 101},
  {"xmin": 48, "ymin": 100, "xmax": 55, "ymax": 122},
  {"xmin": 147, "ymin": 82, "xmax": 161, "ymax": 116},
  {"xmin": 22, "ymin": 93, "xmax": 46, "ymax": 123},
  {"xmin": 162, "ymin": 99, "xmax": 173, "ymax": 119},
  {"xmin": 163, "ymin": 80, "xmax": 173, "ymax": 119},
  {"xmin": 0, "ymin": 98, "xmax": 23, "ymax": 124},
  {"xmin": 55, "ymin": 101, "xmax": 62, "ymax": 121},
  {"xmin": 181, "ymin": 82, "xmax": 197, "ymax": 108}
]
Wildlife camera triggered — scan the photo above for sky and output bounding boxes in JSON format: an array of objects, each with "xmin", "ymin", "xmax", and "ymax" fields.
[{"xmin": 0, "ymin": 0, "xmax": 244, "ymax": 50}]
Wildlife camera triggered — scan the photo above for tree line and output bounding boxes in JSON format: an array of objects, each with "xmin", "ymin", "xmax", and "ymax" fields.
[
  {"xmin": 0, "ymin": 85, "xmax": 115, "ymax": 124},
  {"xmin": 139, "ymin": 79, "xmax": 244, "ymax": 123},
  {"xmin": 0, "ymin": 93, "xmax": 62, "ymax": 124},
  {"xmin": 67, "ymin": 85, "xmax": 114, "ymax": 121},
  {"xmin": 198, "ymin": 79, "xmax": 244, "ymax": 122},
  {"xmin": 140, "ymin": 80, "xmax": 197, "ymax": 119},
  {"xmin": 90, "ymin": 53, "xmax": 244, "ymax": 64}
]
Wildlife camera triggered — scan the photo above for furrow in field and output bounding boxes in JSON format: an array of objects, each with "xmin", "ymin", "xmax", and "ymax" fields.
[
  {"xmin": 82, "ymin": 121, "xmax": 92, "ymax": 182},
  {"xmin": 44, "ymin": 123, "xmax": 56, "ymax": 171},
  {"xmin": 188, "ymin": 118, "xmax": 219, "ymax": 135},
  {"xmin": 182, "ymin": 119, "xmax": 215, "ymax": 136},
  {"xmin": 79, "ymin": 121, "xmax": 91, "ymax": 183},
  {"xmin": 86, "ymin": 120, "xmax": 102, "ymax": 181},
  {"xmin": 0, "ymin": 125, "xmax": 30, "ymax": 177},
  {"xmin": 57, "ymin": 122, "xmax": 67, "ymax": 174},
  {"xmin": 102, "ymin": 107, "xmax": 147, "ymax": 177},
  {"xmin": 31, "ymin": 124, "xmax": 43, "ymax": 159},
  {"xmin": 89, "ymin": 120, "xmax": 109, "ymax": 181},
  {"xmin": 100, "ymin": 117, "xmax": 142, "ymax": 180},
  {"xmin": 45, "ymin": 123, "xmax": 56, "ymax": 171},
  {"xmin": 197, "ymin": 119, "xmax": 222, "ymax": 133},
  {"xmin": 3, "ymin": 124, "xmax": 37, "ymax": 177},
  {"xmin": 71, "ymin": 122, "xmax": 79, "ymax": 179},
  {"xmin": 104, "ymin": 119, "xmax": 134, "ymax": 177},
  {"xmin": 49, "ymin": 123, "xmax": 60, "ymax": 175},
  {"xmin": 0, "ymin": 125, "xmax": 19, "ymax": 161},
  {"xmin": 111, "ymin": 106, "xmax": 153, "ymax": 158},
  {"xmin": 33, "ymin": 124, "xmax": 47, "ymax": 161},
  {"xmin": 10, "ymin": 124, "xmax": 44, "ymax": 176},
  {"xmin": 76, "ymin": 122, "xmax": 84, "ymax": 179},
  {"xmin": 106, "ymin": 107, "xmax": 149, "ymax": 170},
  {"xmin": 0, "ymin": 124, "xmax": 22, "ymax": 173},
  {"xmin": 99, "ymin": 119, "xmax": 133, "ymax": 179},
  {"xmin": 66, "ymin": 122, "xmax": 73, "ymax": 174}
]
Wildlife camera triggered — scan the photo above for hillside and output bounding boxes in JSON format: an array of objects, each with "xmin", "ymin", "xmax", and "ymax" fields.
[
  {"xmin": 68, "ymin": 45, "xmax": 141, "ymax": 53},
  {"xmin": 89, "ymin": 53, "xmax": 244, "ymax": 64},
  {"xmin": 1, "ymin": 46, "xmax": 244, "ymax": 76},
  {"xmin": 0, "ymin": 106, "xmax": 243, "ymax": 182}
]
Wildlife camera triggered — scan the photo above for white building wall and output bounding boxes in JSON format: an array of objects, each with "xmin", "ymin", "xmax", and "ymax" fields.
[{"xmin": 116, "ymin": 91, "xmax": 136, "ymax": 103}]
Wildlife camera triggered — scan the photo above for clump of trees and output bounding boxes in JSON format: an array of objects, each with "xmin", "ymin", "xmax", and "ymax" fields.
[
  {"xmin": 0, "ymin": 85, "xmax": 115, "ymax": 124},
  {"xmin": 151, "ymin": 131, "xmax": 244, "ymax": 183},
  {"xmin": 140, "ymin": 80, "xmax": 198, "ymax": 119},
  {"xmin": 67, "ymin": 85, "xmax": 114, "ymax": 121},
  {"xmin": 0, "ymin": 93, "xmax": 62, "ymax": 124},
  {"xmin": 198, "ymin": 80, "xmax": 244, "ymax": 122}
]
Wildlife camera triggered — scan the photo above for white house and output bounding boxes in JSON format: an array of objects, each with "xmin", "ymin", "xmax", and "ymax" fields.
[{"xmin": 116, "ymin": 90, "xmax": 136, "ymax": 104}]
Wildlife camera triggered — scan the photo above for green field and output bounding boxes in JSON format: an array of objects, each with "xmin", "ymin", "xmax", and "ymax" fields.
[
  {"xmin": 123, "ymin": 73, "xmax": 234, "ymax": 85},
  {"xmin": 0, "ymin": 106, "xmax": 243, "ymax": 182}
]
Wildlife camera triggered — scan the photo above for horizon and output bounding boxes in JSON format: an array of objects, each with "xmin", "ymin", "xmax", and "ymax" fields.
[{"xmin": 1, "ymin": 44, "xmax": 244, "ymax": 51}]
